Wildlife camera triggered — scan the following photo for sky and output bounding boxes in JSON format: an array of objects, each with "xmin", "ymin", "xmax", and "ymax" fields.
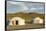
[{"xmin": 7, "ymin": 0, "xmax": 45, "ymax": 14}]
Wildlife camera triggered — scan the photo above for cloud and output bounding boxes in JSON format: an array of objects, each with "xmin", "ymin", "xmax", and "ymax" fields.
[
  {"xmin": 30, "ymin": 7, "xmax": 44, "ymax": 10},
  {"xmin": 7, "ymin": 1, "xmax": 29, "ymax": 13},
  {"xmin": 30, "ymin": 8, "xmax": 36, "ymax": 10},
  {"xmin": 7, "ymin": 0, "xmax": 27, "ymax": 1},
  {"xmin": 29, "ymin": 7, "xmax": 44, "ymax": 14},
  {"xmin": 7, "ymin": 1, "xmax": 44, "ymax": 14},
  {"xmin": 7, "ymin": 1, "xmax": 21, "ymax": 6}
]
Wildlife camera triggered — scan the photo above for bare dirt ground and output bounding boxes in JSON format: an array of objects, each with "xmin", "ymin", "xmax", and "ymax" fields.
[{"xmin": 7, "ymin": 24, "xmax": 45, "ymax": 30}]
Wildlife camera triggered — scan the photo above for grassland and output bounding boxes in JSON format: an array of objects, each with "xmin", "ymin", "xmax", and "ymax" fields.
[
  {"xmin": 6, "ymin": 12, "xmax": 45, "ymax": 30},
  {"xmin": 6, "ymin": 12, "xmax": 45, "ymax": 23}
]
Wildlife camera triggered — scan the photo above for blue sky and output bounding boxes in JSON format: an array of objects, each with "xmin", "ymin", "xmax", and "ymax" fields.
[{"xmin": 7, "ymin": 0, "xmax": 45, "ymax": 14}]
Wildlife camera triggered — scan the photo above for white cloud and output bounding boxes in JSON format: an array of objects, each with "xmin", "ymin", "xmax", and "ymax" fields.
[
  {"xmin": 7, "ymin": 1, "xmax": 44, "ymax": 14},
  {"xmin": 30, "ymin": 8, "xmax": 37, "ymax": 10},
  {"xmin": 7, "ymin": 1, "xmax": 20, "ymax": 6},
  {"xmin": 7, "ymin": 1, "xmax": 29, "ymax": 13},
  {"xmin": 30, "ymin": 7, "xmax": 44, "ymax": 10}
]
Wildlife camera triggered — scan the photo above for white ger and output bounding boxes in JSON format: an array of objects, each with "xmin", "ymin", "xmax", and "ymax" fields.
[
  {"xmin": 33, "ymin": 17, "xmax": 43, "ymax": 24},
  {"xmin": 9, "ymin": 17, "xmax": 25, "ymax": 26}
]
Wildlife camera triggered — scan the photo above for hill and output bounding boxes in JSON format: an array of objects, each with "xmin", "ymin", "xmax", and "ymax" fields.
[{"xmin": 6, "ymin": 12, "xmax": 45, "ymax": 23}]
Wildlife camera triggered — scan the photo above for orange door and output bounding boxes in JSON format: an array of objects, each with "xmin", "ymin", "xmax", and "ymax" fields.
[{"xmin": 12, "ymin": 21, "xmax": 16, "ymax": 26}]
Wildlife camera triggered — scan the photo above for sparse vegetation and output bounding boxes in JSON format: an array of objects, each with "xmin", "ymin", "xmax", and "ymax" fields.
[
  {"xmin": 6, "ymin": 12, "xmax": 45, "ymax": 24},
  {"xmin": 6, "ymin": 12, "xmax": 45, "ymax": 30}
]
